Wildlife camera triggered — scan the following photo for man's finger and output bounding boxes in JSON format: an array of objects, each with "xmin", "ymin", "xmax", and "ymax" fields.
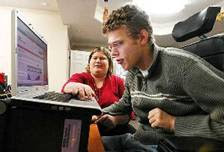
[
  {"xmin": 151, "ymin": 121, "xmax": 159, "ymax": 128},
  {"xmin": 91, "ymin": 115, "xmax": 99, "ymax": 123},
  {"xmin": 148, "ymin": 111, "xmax": 157, "ymax": 120},
  {"xmin": 95, "ymin": 115, "xmax": 107, "ymax": 124},
  {"xmin": 148, "ymin": 108, "xmax": 159, "ymax": 116},
  {"xmin": 148, "ymin": 116, "xmax": 156, "ymax": 124}
]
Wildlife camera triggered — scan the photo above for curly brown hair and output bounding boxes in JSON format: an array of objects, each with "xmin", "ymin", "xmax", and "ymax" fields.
[
  {"xmin": 102, "ymin": 5, "xmax": 154, "ymax": 45},
  {"xmin": 85, "ymin": 47, "xmax": 113, "ymax": 76}
]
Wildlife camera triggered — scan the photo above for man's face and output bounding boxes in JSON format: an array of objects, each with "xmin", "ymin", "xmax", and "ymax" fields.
[{"xmin": 108, "ymin": 27, "xmax": 142, "ymax": 71}]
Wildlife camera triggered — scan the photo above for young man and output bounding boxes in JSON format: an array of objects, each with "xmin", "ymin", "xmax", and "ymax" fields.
[{"xmin": 95, "ymin": 4, "xmax": 224, "ymax": 151}]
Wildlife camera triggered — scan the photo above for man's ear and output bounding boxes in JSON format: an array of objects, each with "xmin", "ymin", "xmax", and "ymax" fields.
[{"xmin": 139, "ymin": 29, "xmax": 149, "ymax": 45}]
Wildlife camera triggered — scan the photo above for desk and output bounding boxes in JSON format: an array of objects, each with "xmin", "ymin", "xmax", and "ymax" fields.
[{"xmin": 88, "ymin": 124, "xmax": 105, "ymax": 152}]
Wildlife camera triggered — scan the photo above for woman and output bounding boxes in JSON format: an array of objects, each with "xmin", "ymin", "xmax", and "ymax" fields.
[
  {"xmin": 62, "ymin": 47, "xmax": 135, "ymax": 135},
  {"xmin": 61, "ymin": 47, "xmax": 125, "ymax": 108}
]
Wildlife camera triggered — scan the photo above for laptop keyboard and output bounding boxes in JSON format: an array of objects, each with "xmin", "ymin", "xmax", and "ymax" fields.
[{"xmin": 33, "ymin": 91, "xmax": 72, "ymax": 102}]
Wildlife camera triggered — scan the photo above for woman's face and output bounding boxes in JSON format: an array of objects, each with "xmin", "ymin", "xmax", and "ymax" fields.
[{"xmin": 89, "ymin": 51, "xmax": 109, "ymax": 78}]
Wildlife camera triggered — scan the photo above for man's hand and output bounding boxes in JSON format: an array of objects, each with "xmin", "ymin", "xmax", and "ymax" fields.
[
  {"xmin": 94, "ymin": 114, "xmax": 117, "ymax": 130},
  {"xmin": 148, "ymin": 108, "xmax": 176, "ymax": 131},
  {"xmin": 92, "ymin": 114, "xmax": 130, "ymax": 130},
  {"xmin": 91, "ymin": 115, "xmax": 99, "ymax": 123}
]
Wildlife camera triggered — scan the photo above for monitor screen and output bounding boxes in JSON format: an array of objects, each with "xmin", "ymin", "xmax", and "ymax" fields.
[
  {"xmin": 11, "ymin": 10, "xmax": 48, "ymax": 96},
  {"xmin": 17, "ymin": 18, "xmax": 48, "ymax": 86}
]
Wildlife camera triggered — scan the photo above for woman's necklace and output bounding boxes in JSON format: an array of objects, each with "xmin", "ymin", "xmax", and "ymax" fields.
[
  {"xmin": 94, "ymin": 87, "xmax": 100, "ymax": 102},
  {"xmin": 93, "ymin": 79, "xmax": 104, "ymax": 102},
  {"xmin": 91, "ymin": 74, "xmax": 105, "ymax": 102}
]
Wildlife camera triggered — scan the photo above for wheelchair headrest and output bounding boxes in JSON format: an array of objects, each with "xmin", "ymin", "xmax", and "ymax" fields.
[{"xmin": 172, "ymin": 6, "xmax": 221, "ymax": 42}]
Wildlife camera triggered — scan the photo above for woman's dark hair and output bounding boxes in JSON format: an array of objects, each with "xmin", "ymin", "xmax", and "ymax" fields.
[{"xmin": 86, "ymin": 47, "xmax": 113, "ymax": 76}]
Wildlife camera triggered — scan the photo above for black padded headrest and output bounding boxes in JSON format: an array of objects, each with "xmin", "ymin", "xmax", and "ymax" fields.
[{"xmin": 172, "ymin": 6, "xmax": 221, "ymax": 42}]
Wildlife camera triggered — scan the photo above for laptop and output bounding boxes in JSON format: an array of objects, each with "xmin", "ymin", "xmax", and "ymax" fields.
[
  {"xmin": 5, "ymin": 10, "xmax": 101, "ymax": 152},
  {"xmin": 10, "ymin": 9, "xmax": 101, "ymax": 114}
]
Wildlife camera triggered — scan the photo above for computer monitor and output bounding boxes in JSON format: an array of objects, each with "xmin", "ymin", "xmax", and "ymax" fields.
[{"xmin": 11, "ymin": 10, "xmax": 48, "ymax": 96}]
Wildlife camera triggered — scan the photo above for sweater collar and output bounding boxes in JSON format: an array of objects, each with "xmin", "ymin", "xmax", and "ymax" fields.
[
  {"xmin": 131, "ymin": 44, "xmax": 160, "ymax": 78},
  {"xmin": 147, "ymin": 44, "xmax": 159, "ymax": 78}
]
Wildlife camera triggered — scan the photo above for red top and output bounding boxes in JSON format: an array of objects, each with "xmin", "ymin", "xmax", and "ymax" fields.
[
  {"xmin": 0, "ymin": 73, "xmax": 4, "ymax": 84},
  {"xmin": 61, "ymin": 72, "xmax": 125, "ymax": 108}
]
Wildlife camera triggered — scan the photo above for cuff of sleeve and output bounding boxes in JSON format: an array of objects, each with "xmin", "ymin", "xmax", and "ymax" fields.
[
  {"xmin": 102, "ymin": 106, "xmax": 130, "ymax": 116},
  {"xmin": 175, "ymin": 116, "xmax": 198, "ymax": 136}
]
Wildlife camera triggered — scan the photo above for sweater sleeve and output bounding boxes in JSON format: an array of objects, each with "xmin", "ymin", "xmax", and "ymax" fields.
[
  {"xmin": 103, "ymin": 75, "xmax": 132, "ymax": 116},
  {"xmin": 175, "ymin": 61, "xmax": 224, "ymax": 140},
  {"xmin": 116, "ymin": 76, "xmax": 125, "ymax": 99}
]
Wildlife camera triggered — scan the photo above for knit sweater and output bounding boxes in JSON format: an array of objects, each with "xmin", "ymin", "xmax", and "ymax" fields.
[{"xmin": 103, "ymin": 45, "xmax": 224, "ymax": 144}]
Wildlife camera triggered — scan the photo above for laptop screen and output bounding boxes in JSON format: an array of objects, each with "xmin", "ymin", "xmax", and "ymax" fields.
[
  {"xmin": 11, "ymin": 10, "xmax": 48, "ymax": 96},
  {"xmin": 17, "ymin": 18, "xmax": 48, "ymax": 86}
]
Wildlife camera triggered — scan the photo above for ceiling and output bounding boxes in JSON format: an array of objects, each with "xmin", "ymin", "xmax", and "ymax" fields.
[
  {"xmin": 0, "ymin": 0, "xmax": 58, "ymax": 11},
  {"xmin": 0, "ymin": 0, "xmax": 224, "ymax": 49}
]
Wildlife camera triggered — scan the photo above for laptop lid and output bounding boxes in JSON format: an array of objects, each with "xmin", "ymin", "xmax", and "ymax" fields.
[{"xmin": 11, "ymin": 10, "xmax": 48, "ymax": 97}]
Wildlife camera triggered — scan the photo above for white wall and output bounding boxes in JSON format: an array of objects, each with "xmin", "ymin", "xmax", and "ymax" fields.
[
  {"xmin": 0, "ymin": 7, "xmax": 11, "ymax": 83},
  {"xmin": 0, "ymin": 6, "xmax": 69, "ymax": 92},
  {"xmin": 70, "ymin": 50, "xmax": 127, "ymax": 80},
  {"xmin": 70, "ymin": 50, "xmax": 90, "ymax": 76}
]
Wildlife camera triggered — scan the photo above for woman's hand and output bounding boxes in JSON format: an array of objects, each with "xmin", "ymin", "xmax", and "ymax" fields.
[{"xmin": 64, "ymin": 82, "xmax": 95, "ymax": 100}]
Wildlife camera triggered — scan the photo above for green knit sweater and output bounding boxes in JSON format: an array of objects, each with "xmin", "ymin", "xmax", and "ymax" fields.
[{"xmin": 103, "ymin": 45, "xmax": 224, "ymax": 144}]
